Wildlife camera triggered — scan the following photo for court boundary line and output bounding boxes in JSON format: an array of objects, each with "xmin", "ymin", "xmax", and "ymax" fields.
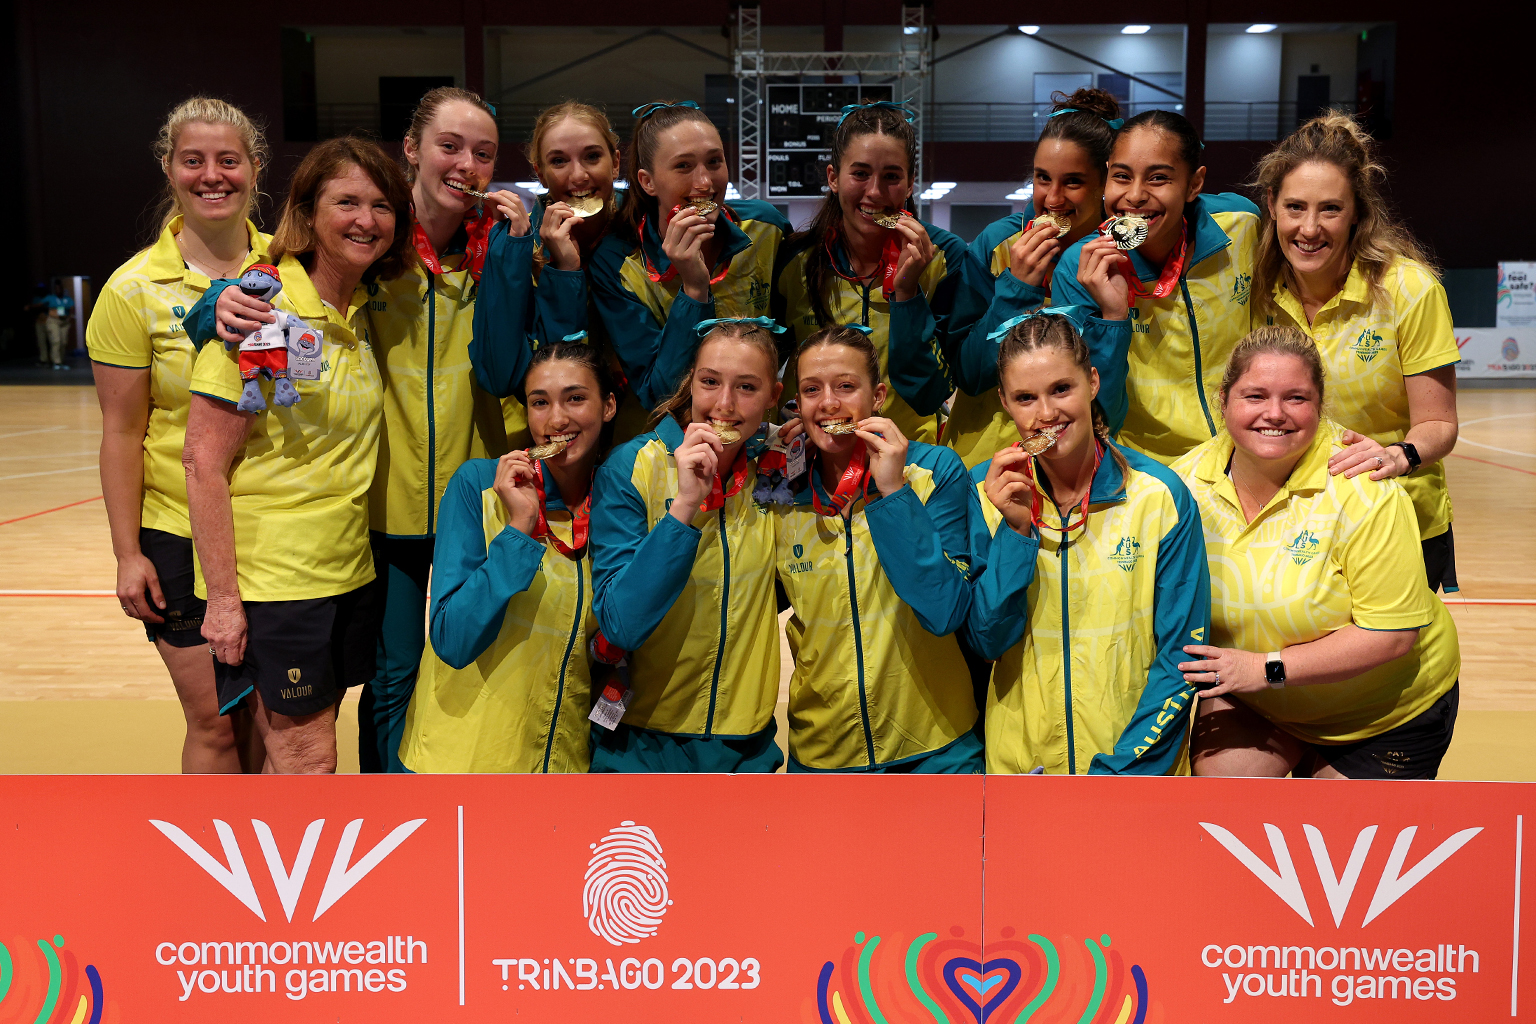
[
  {"xmin": 0, "ymin": 494, "xmax": 103, "ymax": 527},
  {"xmin": 1448, "ymin": 452, "xmax": 1536, "ymax": 478}
]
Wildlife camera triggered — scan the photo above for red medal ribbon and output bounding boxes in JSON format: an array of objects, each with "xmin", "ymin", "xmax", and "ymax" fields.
[
  {"xmin": 826, "ymin": 222, "xmax": 905, "ymax": 300},
  {"xmin": 1104, "ymin": 217, "xmax": 1188, "ymax": 301},
  {"xmin": 532, "ymin": 461, "xmax": 592, "ymax": 559},
  {"xmin": 700, "ymin": 448, "xmax": 752, "ymax": 512},
  {"xmin": 810, "ymin": 444, "xmax": 871, "ymax": 517},
  {"xmin": 638, "ymin": 205, "xmax": 738, "ymax": 285},
  {"xmin": 1018, "ymin": 437, "xmax": 1103, "ymax": 534},
  {"xmin": 411, "ymin": 204, "xmax": 494, "ymax": 281}
]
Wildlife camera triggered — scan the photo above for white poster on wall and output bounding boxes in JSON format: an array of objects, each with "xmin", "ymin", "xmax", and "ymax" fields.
[
  {"xmin": 1497, "ymin": 262, "xmax": 1536, "ymax": 328},
  {"xmin": 1455, "ymin": 327, "xmax": 1536, "ymax": 378}
]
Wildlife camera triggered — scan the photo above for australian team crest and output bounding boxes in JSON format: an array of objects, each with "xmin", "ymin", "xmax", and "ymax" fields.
[
  {"xmin": 1286, "ymin": 528, "xmax": 1321, "ymax": 565},
  {"xmin": 1230, "ymin": 272, "xmax": 1251, "ymax": 306},
  {"xmin": 1353, "ymin": 327, "xmax": 1384, "ymax": 362},
  {"xmin": 1110, "ymin": 536, "xmax": 1142, "ymax": 571}
]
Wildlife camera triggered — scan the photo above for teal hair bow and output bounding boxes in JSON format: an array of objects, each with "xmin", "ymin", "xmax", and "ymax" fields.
[
  {"xmin": 632, "ymin": 100, "xmax": 701, "ymax": 119},
  {"xmin": 837, "ymin": 100, "xmax": 916, "ymax": 127},
  {"xmin": 694, "ymin": 316, "xmax": 787, "ymax": 338},
  {"xmin": 561, "ymin": 331, "xmax": 589, "ymax": 343},
  {"xmin": 1049, "ymin": 108, "xmax": 1125, "ymax": 130},
  {"xmin": 986, "ymin": 305, "xmax": 1091, "ymax": 341},
  {"xmin": 842, "ymin": 324, "xmax": 873, "ymax": 335}
]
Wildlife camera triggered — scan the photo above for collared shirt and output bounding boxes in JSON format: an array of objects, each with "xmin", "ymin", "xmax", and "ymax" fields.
[
  {"xmin": 189, "ymin": 255, "xmax": 383, "ymax": 602},
  {"xmin": 1172, "ymin": 420, "xmax": 1460, "ymax": 744},
  {"xmin": 86, "ymin": 217, "xmax": 271, "ymax": 537},
  {"xmin": 1262, "ymin": 257, "xmax": 1459, "ymax": 540}
]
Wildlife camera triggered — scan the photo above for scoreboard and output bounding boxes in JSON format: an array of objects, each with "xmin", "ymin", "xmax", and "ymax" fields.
[{"xmin": 766, "ymin": 83, "xmax": 895, "ymax": 198}]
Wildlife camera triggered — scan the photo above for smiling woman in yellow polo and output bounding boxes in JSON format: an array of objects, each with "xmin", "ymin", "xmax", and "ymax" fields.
[
  {"xmin": 183, "ymin": 137, "xmax": 413, "ymax": 775},
  {"xmin": 1171, "ymin": 327, "xmax": 1460, "ymax": 780}
]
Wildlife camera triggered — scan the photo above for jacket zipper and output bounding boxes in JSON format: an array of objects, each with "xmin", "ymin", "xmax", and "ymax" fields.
[
  {"xmin": 705, "ymin": 506, "xmax": 730, "ymax": 738},
  {"xmin": 543, "ymin": 555, "xmax": 583, "ymax": 772},
  {"xmin": 1180, "ymin": 278, "xmax": 1216, "ymax": 437},
  {"xmin": 1059, "ymin": 519, "xmax": 1077, "ymax": 775},
  {"xmin": 846, "ymin": 522, "xmax": 877, "ymax": 768},
  {"xmin": 425, "ymin": 277, "xmax": 439, "ymax": 534}
]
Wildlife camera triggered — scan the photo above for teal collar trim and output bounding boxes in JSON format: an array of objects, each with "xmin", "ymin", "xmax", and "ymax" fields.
[
  {"xmin": 793, "ymin": 448, "xmax": 885, "ymax": 507},
  {"xmin": 1088, "ymin": 440, "xmax": 1130, "ymax": 505}
]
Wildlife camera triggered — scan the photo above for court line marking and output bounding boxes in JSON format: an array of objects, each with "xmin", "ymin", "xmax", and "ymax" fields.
[
  {"xmin": 0, "ymin": 590, "xmax": 116, "ymax": 597},
  {"xmin": 0, "ymin": 465, "xmax": 97, "ymax": 482},
  {"xmin": 1456, "ymin": 438, "xmax": 1536, "ymax": 460},
  {"xmin": 1461, "ymin": 412, "xmax": 1536, "ymax": 427},
  {"xmin": 0, "ymin": 450, "xmax": 98, "ymax": 464},
  {"xmin": 1442, "ymin": 599, "xmax": 1536, "ymax": 606},
  {"xmin": 0, "ymin": 426, "xmax": 66, "ymax": 440},
  {"xmin": 0, "ymin": 495, "xmax": 104, "ymax": 527},
  {"xmin": 1448, "ymin": 452, "xmax": 1536, "ymax": 478}
]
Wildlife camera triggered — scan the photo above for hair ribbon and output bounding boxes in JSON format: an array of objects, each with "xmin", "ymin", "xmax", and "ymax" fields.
[
  {"xmin": 986, "ymin": 305, "xmax": 1091, "ymax": 341},
  {"xmin": 842, "ymin": 324, "xmax": 874, "ymax": 335},
  {"xmin": 1049, "ymin": 108, "xmax": 1125, "ymax": 130},
  {"xmin": 631, "ymin": 100, "xmax": 701, "ymax": 119},
  {"xmin": 837, "ymin": 100, "xmax": 916, "ymax": 126},
  {"xmin": 695, "ymin": 316, "xmax": 787, "ymax": 338}
]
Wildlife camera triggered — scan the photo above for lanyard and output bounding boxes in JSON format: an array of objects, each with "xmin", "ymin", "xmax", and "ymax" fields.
[
  {"xmin": 531, "ymin": 461, "xmax": 592, "ymax": 558},
  {"xmin": 1106, "ymin": 217, "xmax": 1188, "ymax": 301},
  {"xmin": 1021, "ymin": 437, "xmax": 1103, "ymax": 534},
  {"xmin": 810, "ymin": 445, "xmax": 871, "ymax": 517},
  {"xmin": 699, "ymin": 448, "xmax": 751, "ymax": 512},
  {"xmin": 411, "ymin": 205, "xmax": 493, "ymax": 281},
  {"xmin": 638, "ymin": 205, "xmax": 739, "ymax": 285},
  {"xmin": 825, "ymin": 230, "xmax": 903, "ymax": 300}
]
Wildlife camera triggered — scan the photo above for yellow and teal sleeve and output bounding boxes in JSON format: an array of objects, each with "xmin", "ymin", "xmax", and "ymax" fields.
[
  {"xmin": 427, "ymin": 459, "xmax": 548, "ymax": 670},
  {"xmin": 962, "ymin": 459, "xmax": 1042, "ymax": 659},
  {"xmin": 587, "ymin": 236, "xmax": 714, "ymax": 410},
  {"xmin": 183, "ymin": 280, "xmax": 237, "ymax": 350},
  {"xmin": 589, "ymin": 435, "xmax": 702, "ymax": 652},
  {"xmin": 865, "ymin": 442, "xmax": 983, "ymax": 636},
  {"xmin": 1089, "ymin": 457, "xmax": 1209, "ymax": 775},
  {"xmin": 955, "ymin": 208, "xmax": 1046, "ymax": 394},
  {"xmin": 1046, "ymin": 241, "xmax": 1132, "ymax": 435},
  {"xmin": 885, "ymin": 227, "xmax": 990, "ymax": 416},
  {"xmin": 468, "ymin": 222, "xmax": 539, "ymax": 397},
  {"xmin": 535, "ymin": 266, "xmax": 590, "ymax": 345}
]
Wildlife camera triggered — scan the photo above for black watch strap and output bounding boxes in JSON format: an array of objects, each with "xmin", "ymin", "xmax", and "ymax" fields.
[{"xmin": 1389, "ymin": 441, "xmax": 1422, "ymax": 472}]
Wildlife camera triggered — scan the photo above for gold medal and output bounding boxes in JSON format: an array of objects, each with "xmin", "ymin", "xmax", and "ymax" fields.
[
  {"xmin": 709, "ymin": 419, "xmax": 741, "ymax": 444},
  {"xmin": 686, "ymin": 197, "xmax": 719, "ymax": 217},
  {"xmin": 821, "ymin": 419, "xmax": 859, "ymax": 436},
  {"xmin": 567, "ymin": 191, "xmax": 606, "ymax": 218},
  {"xmin": 872, "ymin": 211, "xmax": 903, "ymax": 229},
  {"xmin": 1106, "ymin": 214, "xmax": 1150, "ymax": 250},
  {"xmin": 527, "ymin": 439, "xmax": 571, "ymax": 459},
  {"xmin": 445, "ymin": 178, "xmax": 490, "ymax": 200},
  {"xmin": 1018, "ymin": 424, "xmax": 1065, "ymax": 456},
  {"xmin": 1032, "ymin": 213, "xmax": 1072, "ymax": 236}
]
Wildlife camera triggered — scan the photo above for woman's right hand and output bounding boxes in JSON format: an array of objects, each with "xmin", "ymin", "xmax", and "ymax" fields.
[
  {"xmin": 116, "ymin": 551, "xmax": 166, "ymax": 623},
  {"xmin": 1008, "ymin": 219, "xmax": 1063, "ymax": 288},
  {"xmin": 215, "ymin": 287, "xmax": 275, "ymax": 344},
  {"xmin": 203, "ymin": 594, "xmax": 248, "ymax": 666},
  {"xmin": 1076, "ymin": 235, "xmax": 1131, "ymax": 322},
  {"xmin": 983, "ymin": 446, "xmax": 1040, "ymax": 536},
  {"xmin": 540, "ymin": 203, "xmax": 582, "ymax": 271},
  {"xmin": 662, "ymin": 207, "xmax": 715, "ymax": 303},
  {"xmin": 671, "ymin": 422, "xmax": 723, "ymax": 524},
  {"xmin": 493, "ymin": 451, "xmax": 541, "ymax": 535}
]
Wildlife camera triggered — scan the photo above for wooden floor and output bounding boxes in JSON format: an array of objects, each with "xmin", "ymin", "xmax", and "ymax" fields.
[{"xmin": 1, "ymin": 383, "xmax": 1533, "ymax": 778}]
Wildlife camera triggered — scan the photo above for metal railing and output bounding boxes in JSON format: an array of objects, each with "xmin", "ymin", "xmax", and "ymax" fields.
[{"xmin": 1203, "ymin": 101, "xmax": 1357, "ymax": 141}]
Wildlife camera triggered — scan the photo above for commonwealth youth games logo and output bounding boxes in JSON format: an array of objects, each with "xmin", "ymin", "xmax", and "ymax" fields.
[
  {"xmin": 1110, "ymin": 536, "xmax": 1142, "ymax": 571},
  {"xmin": 1286, "ymin": 529, "xmax": 1321, "ymax": 565},
  {"xmin": 583, "ymin": 822, "xmax": 671, "ymax": 946},
  {"xmin": 1353, "ymin": 328, "xmax": 1384, "ymax": 362}
]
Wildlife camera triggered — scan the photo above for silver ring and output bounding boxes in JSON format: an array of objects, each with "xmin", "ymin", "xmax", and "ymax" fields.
[
  {"xmin": 1214, "ymin": 672, "xmax": 1221, "ymax": 685},
  {"xmin": 209, "ymin": 645, "xmax": 217, "ymax": 655},
  {"xmin": 1374, "ymin": 456, "xmax": 1384, "ymax": 468}
]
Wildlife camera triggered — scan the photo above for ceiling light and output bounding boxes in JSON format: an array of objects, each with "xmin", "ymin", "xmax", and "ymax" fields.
[
  {"xmin": 930, "ymin": 181, "xmax": 957, "ymax": 189},
  {"xmin": 903, "ymin": 25, "xmax": 921, "ymax": 35},
  {"xmin": 1018, "ymin": 25, "xmax": 1040, "ymax": 35},
  {"xmin": 1121, "ymin": 25, "xmax": 1151, "ymax": 34},
  {"xmin": 1246, "ymin": 23, "xmax": 1277, "ymax": 33},
  {"xmin": 514, "ymin": 181, "xmax": 548, "ymax": 195}
]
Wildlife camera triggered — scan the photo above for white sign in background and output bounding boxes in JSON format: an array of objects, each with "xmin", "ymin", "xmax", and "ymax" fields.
[
  {"xmin": 1454, "ymin": 327, "xmax": 1536, "ymax": 378},
  {"xmin": 1498, "ymin": 261, "xmax": 1536, "ymax": 329}
]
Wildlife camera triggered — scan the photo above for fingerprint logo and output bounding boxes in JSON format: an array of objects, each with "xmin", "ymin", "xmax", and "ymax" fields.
[{"xmin": 583, "ymin": 821, "xmax": 672, "ymax": 946}]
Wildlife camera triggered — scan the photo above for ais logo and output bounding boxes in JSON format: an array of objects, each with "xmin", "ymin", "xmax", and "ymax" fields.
[
  {"xmin": 1201, "ymin": 821, "xmax": 1481, "ymax": 927},
  {"xmin": 151, "ymin": 817, "xmax": 425, "ymax": 922}
]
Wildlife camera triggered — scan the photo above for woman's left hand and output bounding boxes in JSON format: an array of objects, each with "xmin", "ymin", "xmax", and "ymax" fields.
[
  {"xmin": 1327, "ymin": 428, "xmax": 1408, "ymax": 480},
  {"xmin": 1179, "ymin": 645, "xmax": 1268, "ymax": 698},
  {"xmin": 485, "ymin": 190, "xmax": 531, "ymax": 237},
  {"xmin": 856, "ymin": 416, "xmax": 909, "ymax": 496},
  {"xmin": 889, "ymin": 216, "xmax": 936, "ymax": 303}
]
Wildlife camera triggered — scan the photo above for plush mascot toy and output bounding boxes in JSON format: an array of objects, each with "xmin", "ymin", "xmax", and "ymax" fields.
[{"xmin": 228, "ymin": 264, "xmax": 310, "ymax": 412}]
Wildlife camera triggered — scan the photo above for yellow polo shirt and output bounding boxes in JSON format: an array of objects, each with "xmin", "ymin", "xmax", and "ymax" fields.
[
  {"xmin": 190, "ymin": 255, "xmax": 384, "ymax": 602},
  {"xmin": 86, "ymin": 217, "xmax": 271, "ymax": 537},
  {"xmin": 1262, "ymin": 257, "xmax": 1459, "ymax": 540},
  {"xmin": 1172, "ymin": 420, "xmax": 1460, "ymax": 744}
]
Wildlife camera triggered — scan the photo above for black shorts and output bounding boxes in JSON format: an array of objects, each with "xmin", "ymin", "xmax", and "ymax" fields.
[
  {"xmin": 1299, "ymin": 681, "xmax": 1460, "ymax": 780},
  {"xmin": 138, "ymin": 528, "xmax": 207, "ymax": 647},
  {"xmin": 215, "ymin": 579, "xmax": 382, "ymax": 718},
  {"xmin": 1422, "ymin": 526, "xmax": 1459, "ymax": 593}
]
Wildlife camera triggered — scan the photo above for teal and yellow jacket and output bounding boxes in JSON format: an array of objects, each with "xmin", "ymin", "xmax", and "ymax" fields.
[
  {"xmin": 773, "ymin": 442, "xmax": 986, "ymax": 770},
  {"xmin": 1052, "ymin": 193, "xmax": 1260, "ymax": 464},
  {"xmin": 774, "ymin": 221, "xmax": 990, "ymax": 445},
  {"xmin": 399, "ymin": 458, "xmax": 594, "ymax": 773},
  {"xmin": 589, "ymin": 416, "xmax": 781, "ymax": 739},
  {"xmin": 586, "ymin": 201, "xmax": 790, "ymax": 415},
  {"xmin": 966, "ymin": 442, "xmax": 1210, "ymax": 775}
]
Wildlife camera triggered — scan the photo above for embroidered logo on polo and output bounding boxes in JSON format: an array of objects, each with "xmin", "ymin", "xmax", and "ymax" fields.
[
  {"xmin": 172, "ymin": 305, "xmax": 186, "ymax": 318},
  {"xmin": 1286, "ymin": 529, "xmax": 1321, "ymax": 565},
  {"xmin": 1353, "ymin": 328, "xmax": 1384, "ymax": 363},
  {"xmin": 1110, "ymin": 536, "xmax": 1142, "ymax": 571},
  {"xmin": 1231, "ymin": 272, "xmax": 1252, "ymax": 306}
]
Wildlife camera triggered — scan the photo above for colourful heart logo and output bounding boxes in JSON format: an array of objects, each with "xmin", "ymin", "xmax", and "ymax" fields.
[{"xmin": 942, "ymin": 955, "xmax": 1021, "ymax": 1023}]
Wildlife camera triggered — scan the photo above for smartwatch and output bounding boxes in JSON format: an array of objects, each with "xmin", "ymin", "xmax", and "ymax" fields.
[
  {"xmin": 1265, "ymin": 651, "xmax": 1286, "ymax": 688},
  {"xmin": 1387, "ymin": 441, "xmax": 1422, "ymax": 473}
]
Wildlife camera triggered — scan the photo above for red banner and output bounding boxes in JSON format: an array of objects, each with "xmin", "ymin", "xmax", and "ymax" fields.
[{"xmin": 0, "ymin": 775, "xmax": 1530, "ymax": 1022}]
